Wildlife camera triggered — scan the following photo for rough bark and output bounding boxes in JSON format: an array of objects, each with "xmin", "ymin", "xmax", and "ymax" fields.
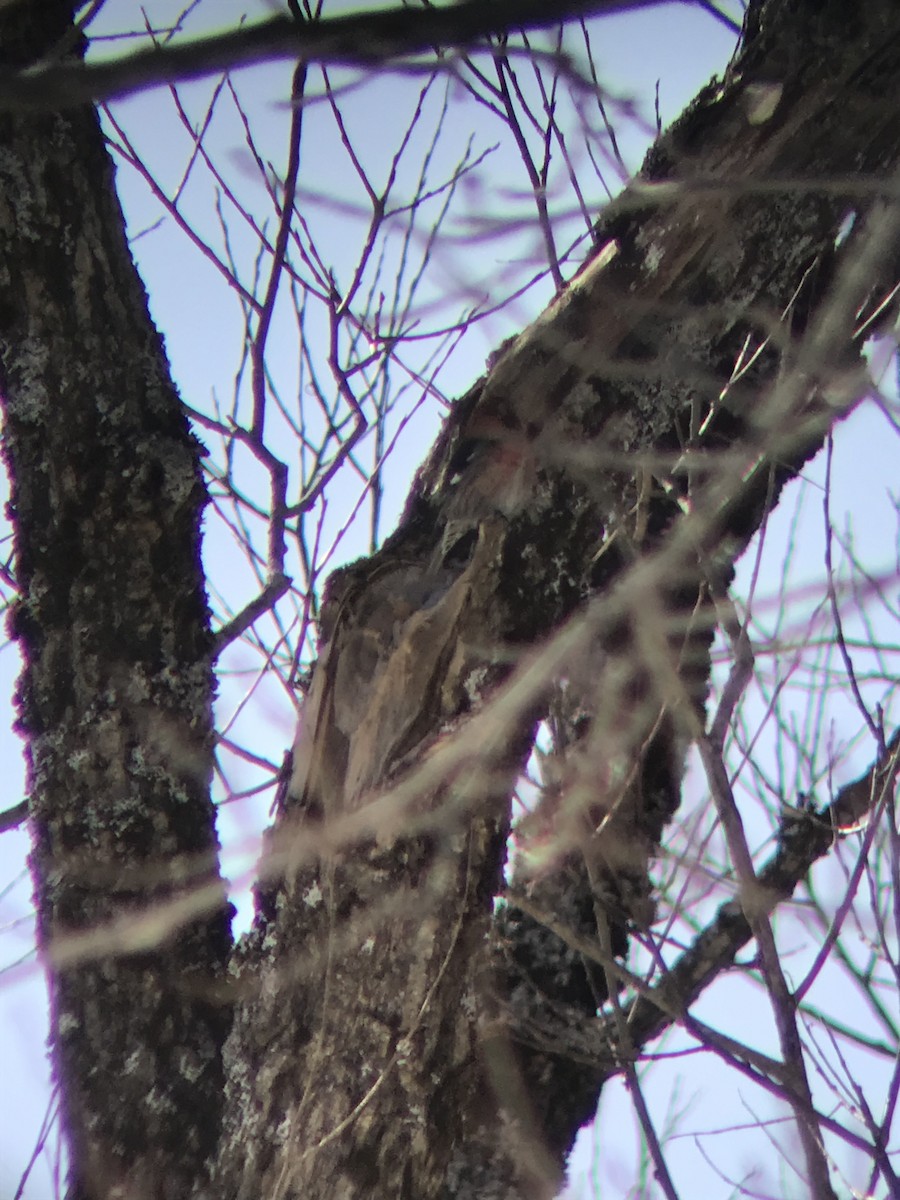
[
  {"xmin": 0, "ymin": 6, "xmax": 233, "ymax": 1199},
  {"xmin": 213, "ymin": 4, "xmax": 900, "ymax": 1198},
  {"xmin": 1, "ymin": 2, "xmax": 900, "ymax": 1200}
]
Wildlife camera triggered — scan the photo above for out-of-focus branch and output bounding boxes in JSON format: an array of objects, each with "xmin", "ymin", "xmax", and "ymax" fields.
[
  {"xmin": 699, "ymin": 728, "xmax": 838, "ymax": 1200},
  {"xmin": 3, "ymin": 0, "xmax": 673, "ymax": 111},
  {"xmin": 0, "ymin": 798, "xmax": 28, "ymax": 832}
]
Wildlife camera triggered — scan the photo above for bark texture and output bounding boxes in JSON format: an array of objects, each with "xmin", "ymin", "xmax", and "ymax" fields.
[
  {"xmin": 0, "ymin": 6, "xmax": 232, "ymax": 1198},
  {"xmin": 1, "ymin": 2, "xmax": 900, "ymax": 1199},
  {"xmin": 213, "ymin": 4, "xmax": 900, "ymax": 1198}
]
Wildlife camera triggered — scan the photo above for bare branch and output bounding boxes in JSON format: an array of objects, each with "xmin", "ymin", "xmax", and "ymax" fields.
[{"xmin": 2, "ymin": 0, "xmax": 679, "ymax": 111}]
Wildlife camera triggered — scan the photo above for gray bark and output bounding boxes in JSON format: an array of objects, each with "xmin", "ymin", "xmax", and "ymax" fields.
[
  {"xmin": 1, "ymin": 2, "xmax": 899, "ymax": 1199},
  {"xmin": 0, "ymin": 5, "xmax": 232, "ymax": 1198}
]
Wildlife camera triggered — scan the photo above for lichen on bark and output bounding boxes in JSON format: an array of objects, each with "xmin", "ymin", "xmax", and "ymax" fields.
[{"xmin": 0, "ymin": 6, "xmax": 232, "ymax": 1197}]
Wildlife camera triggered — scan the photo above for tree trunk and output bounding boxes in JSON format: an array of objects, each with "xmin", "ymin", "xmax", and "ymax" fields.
[
  {"xmin": 213, "ymin": 5, "xmax": 900, "ymax": 1197},
  {"xmin": 2, "ymin": 2, "xmax": 899, "ymax": 1199},
  {"xmin": 0, "ymin": 6, "xmax": 232, "ymax": 1199}
]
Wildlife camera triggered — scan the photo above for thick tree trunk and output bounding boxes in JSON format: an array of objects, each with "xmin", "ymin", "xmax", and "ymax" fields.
[
  {"xmin": 213, "ymin": 6, "xmax": 900, "ymax": 1198},
  {"xmin": 0, "ymin": 6, "xmax": 232, "ymax": 1199},
  {"xmin": 1, "ymin": 2, "xmax": 899, "ymax": 1199}
]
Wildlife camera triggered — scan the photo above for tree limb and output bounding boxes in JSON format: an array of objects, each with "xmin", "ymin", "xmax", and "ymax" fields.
[{"xmin": 2, "ymin": 0, "xmax": 685, "ymax": 111}]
